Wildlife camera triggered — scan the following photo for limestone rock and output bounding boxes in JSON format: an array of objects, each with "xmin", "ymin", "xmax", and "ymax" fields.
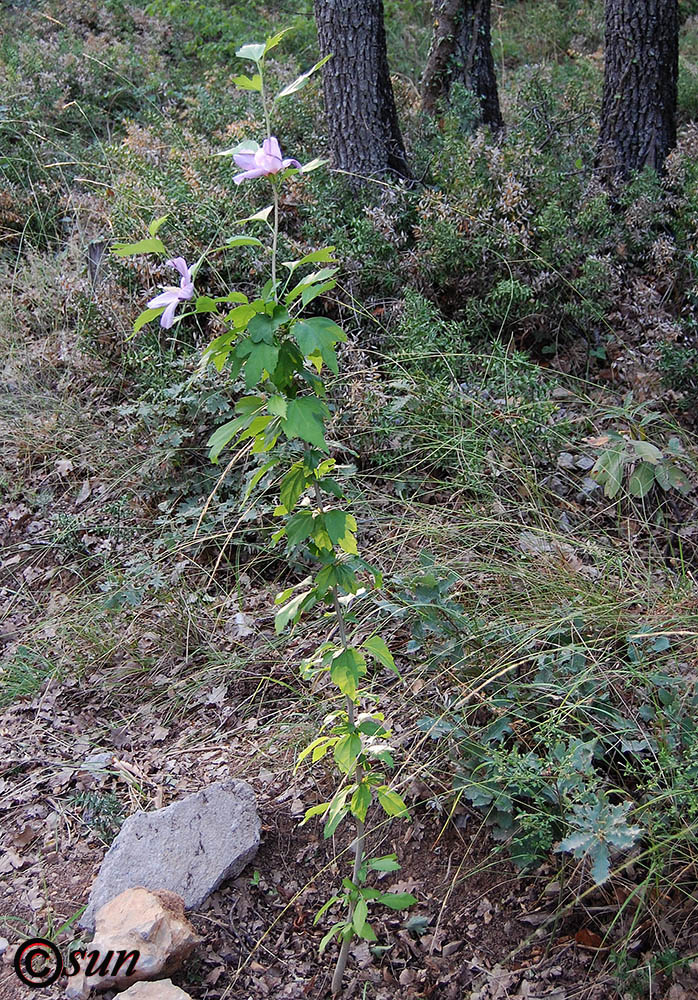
[
  {"xmin": 66, "ymin": 887, "xmax": 198, "ymax": 997},
  {"xmin": 80, "ymin": 779, "xmax": 260, "ymax": 931},
  {"xmin": 118, "ymin": 981, "xmax": 193, "ymax": 999}
]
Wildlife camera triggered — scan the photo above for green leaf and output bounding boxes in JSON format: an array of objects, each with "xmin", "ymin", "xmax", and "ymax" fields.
[
  {"xmin": 357, "ymin": 920, "xmax": 377, "ymax": 941},
  {"xmin": 271, "ymin": 304, "xmax": 291, "ymax": 328},
  {"xmin": 148, "ymin": 215, "xmax": 168, "ymax": 236},
  {"xmin": 207, "ymin": 416, "xmax": 247, "ymax": 463},
  {"xmin": 112, "ymin": 236, "xmax": 166, "ymax": 257},
  {"xmin": 285, "ymin": 510, "xmax": 315, "ymax": 548},
  {"xmin": 276, "ymin": 54, "xmax": 331, "ymax": 99},
  {"xmin": 350, "ymin": 782, "xmax": 372, "ymax": 822},
  {"xmin": 244, "ymin": 342, "xmax": 279, "ymax": 388},
  {"xmin": 267, "ymin": 395, "xmax": 288, "ymax": 420},
  {"xmin": 299, "ymin": 156, "xmax": 328, "ymax": 173},
  {"xmin": 590, "ymin": 844, "xmax": 611, "ymax": 885},
  {"xmin": 353, "ymin": 898, "xmax": 368, "ymax": 934},
  {"xmin": 226, "ymin": 235, "xmax": 264, "ymax": 248},
  {"xmin": 194, "ymin": 295, "xmax": 219, "ymax": 314},
  {"xmin": 362, "ymin": 635, "xmax": 397, "ymax": 674},
  {"xmin": 369, "ymin": 855, "xmax": 401, "ymax": 872},
  {"xmin": 357, "ymin": 718, "xmax": 388, "ymax": 737},
  {"xmin": 323, "ymin": 510, "xmax": 357, "ymax": 548},
  {"xmin": 236, "ymin": 41, "xmax": 266, "ymax": 62},
  {"xmin": 632, "ymin": 440, "xmax": 663, "ymax": 464},
  {"xmin": 248, "ymin": 313, "xmax": 275, "ymax": 343},
  {"xmin": 324, "ymin": 787, "xmax": 352, "ymax": 838},
  {"xmin": 334, "ymin": 732, "xmax": 361, "ymax": 774},
  {"xmin": 227, "ymin": 303, "xmax": 257, "ymax": 329},
  {"xmin": 282, "ymin": 246, "xmax": 337, "ymax": 273},
  {"xmin": 237, "ymin": 204, "xmax": 273, "ymax": 224},
  {"xmin": 270, "ymin": 341, "xmax": 304, "ymax": 390},
  {"xmin": 313, "ymin": 740, "xmax": 334, "ymax": 763},
  {"xmin": 244, "ymin": 457, "xmax": 278, "ymax": 499},
  {"xmin": 285, "ymin": 266, "xmax": 339, "ymax": 305},
  {"xmin": 293, "ymin": 316, "xmax": 346, "ymax": 374},
  {"xmin": 318, "ymin": 922, "xmax": 344, "ymax": 954},
  {"xmin": 313, "ymin": 895, "xmax": 341, "ymax": 925},
  {"xmin": 591, "ymin": 446, "xmax": 625, "ymax": 499},
  {"xmin": 274, "ymin": 588, "xmax": 315, "ymax": 633},
  {"xmin": 133, "ymin": 307, "xmax": 163, "ymax": 333},
  {"xmin": 301, "ymin": 801, "xmax": 330, "ymax": 825},
  {"xmin": 377, "ymin": 892, "xmax": 417, "ymax": 910},
  {"xmin": 334, "ymin": 563, "xmax": 359, "ymax": 595},
  {"xmin": 284, "ymin": 397, "xmax": 330, "ymax": 451},
  {"xmin": 318, "ymin": 476, "xmax": 344, "ymax": 499},
  {"xmin": 628, "ymin": 461, "xmax": 655, "ymax": 498},
  {"xmin": 668, "ymin": 465, "xmax": 691, "ymax": 494},
  {"xmin": 297, "ymin": 736, "xmax": 335, "ymax": 768},
  {"xmin": 330, "ymin": 647, "xmax": 366, "ymax": 699},
  {"xmin": 232, "ymin": 73, "xmax": 262, "ymax": 91},
  {"xmin": 376, "ymin": 787, "xmax": 409, "ymax": 818},
  {"xmin": 654, "ymin": 463, "xmax": 671, "ymax": 490},
  {"xmin": 302, "ymin": 279, "xmax": 336, "ymax": 307},
  {"xmin": 279, "ymin": 464, "xmax": 307, "ymax": 511},
  {"xmin": 217, "ymin": 139, "xmax": 259, "ymax": 157},
  {"xmin": 264, "ymin": 27, "xmax": 292, "ymax": 54}
]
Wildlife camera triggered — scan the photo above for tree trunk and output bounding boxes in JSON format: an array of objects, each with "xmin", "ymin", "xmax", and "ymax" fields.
[
  {"xmin": 313, "ymin": 0, "xmax": 410, "ymax": 185},
  {"xmin": 598, "ymin": 0, "xmax": 678, "ymax": 179},
  {"xmin": 422, "ymin": 0, "xmax": 502, "ymax": 127}
]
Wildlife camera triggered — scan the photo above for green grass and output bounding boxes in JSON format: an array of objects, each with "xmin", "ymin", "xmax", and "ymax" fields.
[{"xmin": 0, "ymin": 645, "xmax": 57, "ymax": 707}]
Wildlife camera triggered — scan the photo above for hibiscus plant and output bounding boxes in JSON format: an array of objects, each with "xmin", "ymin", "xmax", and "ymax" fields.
[{"xmin": 113, "ymin": 29, "xmax": 415, "ymax": 996}]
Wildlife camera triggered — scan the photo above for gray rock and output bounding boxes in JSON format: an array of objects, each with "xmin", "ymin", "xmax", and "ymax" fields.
[{"xmin": 79, "ymin": 780, "xmax": 260, "ymax": 931}]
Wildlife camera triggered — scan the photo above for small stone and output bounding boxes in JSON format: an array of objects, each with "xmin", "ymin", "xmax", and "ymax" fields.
[
  {"xmin": 0, "ymin": 937, "xmax": 8, "ymax": 956},
  {"xmin": 80, "ymin": 779, "xmax": 260, "ymax": 930},
  {"xmin": 66, "ymin": 887, "xmax": 199, "ymax": 997},
  {"xmin": 118, "ymin": 981, "xmax": 194, "ymax": 999}
]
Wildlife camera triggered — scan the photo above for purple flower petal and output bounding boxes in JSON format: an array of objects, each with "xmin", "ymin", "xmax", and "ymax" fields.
[
  {"xmin": 160, "ymin": 298, "xmax": 180, "ymax": 329},
  {"xmin": 233, "ymin": 167, "xmax": 269, "ymax": 184},
  {"xmin": 231, "ymin": 135, "xmax": 300, "ymax": 183},
  {"xmin": 233, "ymin": 151, "xmax": 258, "ymax": 171},
  {"xmin": 264, "ymin": 137, "xmax": 282, "ymax": 160},
  {"xmin": 167, "ymin": 257, "xmax": 190, "ymax": 281},
  {"xmin": 147, "ymin": 288, "xmax": 180, "ymax": 310}
]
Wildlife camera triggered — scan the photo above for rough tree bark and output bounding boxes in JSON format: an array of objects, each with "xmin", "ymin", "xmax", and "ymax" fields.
[
  {"xmin": 598, "ymin": 0, "xmax": 678, "ymax": 178},
  {"xmin": 422, "ymin": 0, "xmax": 502, "ymax": 127},
  {"xmin": 313, "ymin": 0, "xmax": 410, "ymax": 185}
]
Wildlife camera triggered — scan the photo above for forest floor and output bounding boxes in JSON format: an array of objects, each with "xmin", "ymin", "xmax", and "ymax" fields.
[{"xmin": 0, "ymin": 312, "xmax": 696, "ymax": 1000}]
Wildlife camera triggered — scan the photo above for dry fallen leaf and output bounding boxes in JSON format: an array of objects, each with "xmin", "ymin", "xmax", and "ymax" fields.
[
  {"xmin": 55, "ymin": 458, "xmax": 74, "ymax": 477},
  {"xmin": 575, "ymin": 927, "xmax": 603, "ymax": 949},
  {"xmin": 76, "ymin": 479, "xmax": 92, "ymax": 504}
]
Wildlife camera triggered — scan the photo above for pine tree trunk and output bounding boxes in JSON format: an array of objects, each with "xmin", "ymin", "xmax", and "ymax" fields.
[
  {"xmin": 313, "ymin": 0, "xmax": 410, "ymax": 185},
  {"xmin": 598, "ymin": 0, "xmax": 678, "ymax": 178},
  {"xmin": 422, "ymin": 0, "xmax": 502, "ymax": 127}
]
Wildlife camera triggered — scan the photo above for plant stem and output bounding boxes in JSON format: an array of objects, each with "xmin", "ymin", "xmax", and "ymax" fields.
[
  {"xmin": 313, "ymin": 481, "xmax": 366, "ymax": 995},
  {"xmin": 271, "ymin": 181, "xmax": 279, "ymax": 294},
  {"xmin": 258, "ymin": 60, "xmax": 278, "ymax": 296}
]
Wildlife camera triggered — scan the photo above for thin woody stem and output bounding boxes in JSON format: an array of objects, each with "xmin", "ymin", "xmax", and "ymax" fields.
[
  {"xmin": 313, "ymin": 479, "xmax": 366, "ymax": 995},
  {"xmin": 259, "ymin": 61, "xmax": 278, "ymax": 295},
  {"xmin": 271, "ymin": 182, "xmax": 279, "ymax": 293}
]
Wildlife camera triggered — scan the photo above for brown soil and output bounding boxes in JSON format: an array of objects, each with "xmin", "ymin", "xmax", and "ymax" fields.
[{"xmin": 1, "ymin": 675, "xmax": 696, "ymax": 1000}]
